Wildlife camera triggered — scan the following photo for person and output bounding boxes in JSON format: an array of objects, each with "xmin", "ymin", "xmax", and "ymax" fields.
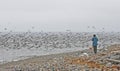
[{"xmin": 92, "ymin": 34, "xmax": 98, "ymax": 54}]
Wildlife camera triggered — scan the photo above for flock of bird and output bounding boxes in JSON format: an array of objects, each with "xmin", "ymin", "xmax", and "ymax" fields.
[{"xmin": 0, "ymin": 32, "xmax": 119, "ymax": 50}]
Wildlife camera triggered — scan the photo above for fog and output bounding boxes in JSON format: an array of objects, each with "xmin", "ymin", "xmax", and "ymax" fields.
[{"xmin": 0, "ymin": 0, "xmax": 120, "ymax": 32}]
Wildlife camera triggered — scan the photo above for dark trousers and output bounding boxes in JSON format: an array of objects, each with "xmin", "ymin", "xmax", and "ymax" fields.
[{"xmin": 93, "ymin": 46, "xmax": 97, "ymax": 54}]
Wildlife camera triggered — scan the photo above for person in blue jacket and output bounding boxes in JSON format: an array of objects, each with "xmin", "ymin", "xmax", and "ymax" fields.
[{"xmin": 92, "ymin": 34, "xmax": 98, "ymax": 54}]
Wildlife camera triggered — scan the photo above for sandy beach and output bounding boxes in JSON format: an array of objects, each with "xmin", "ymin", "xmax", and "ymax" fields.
[{"xmin": 0, "ymin": 44, "xmax": 120, "ymax": 71}]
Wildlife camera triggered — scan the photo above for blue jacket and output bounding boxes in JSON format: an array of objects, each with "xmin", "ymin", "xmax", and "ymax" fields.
[{"xmin": 92, "ymin": 36, "xmax": 98, "ymax": 47}]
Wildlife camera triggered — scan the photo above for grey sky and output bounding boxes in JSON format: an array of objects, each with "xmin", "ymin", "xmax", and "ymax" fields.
[{"xmin": 0, "ymin": 0, "xmax": 120, "ymax": 32}]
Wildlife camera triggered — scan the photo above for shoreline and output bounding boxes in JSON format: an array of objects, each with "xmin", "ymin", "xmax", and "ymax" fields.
[
  {"xmin": 0, "ymin": 47, "xmax": 93, "ymax": 70},
  {"xmin": 0, "ymin": 47, "xmax": 88, "ymax": 64},
  {"xmin": 0, "ymin": 44, "xmax": 120, "ymax": 71}
]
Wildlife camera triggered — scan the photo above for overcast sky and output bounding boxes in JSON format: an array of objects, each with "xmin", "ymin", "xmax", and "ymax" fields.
[{"xmin": 0, "ymin": 0, "xmax": 120, "ymax": 32}]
